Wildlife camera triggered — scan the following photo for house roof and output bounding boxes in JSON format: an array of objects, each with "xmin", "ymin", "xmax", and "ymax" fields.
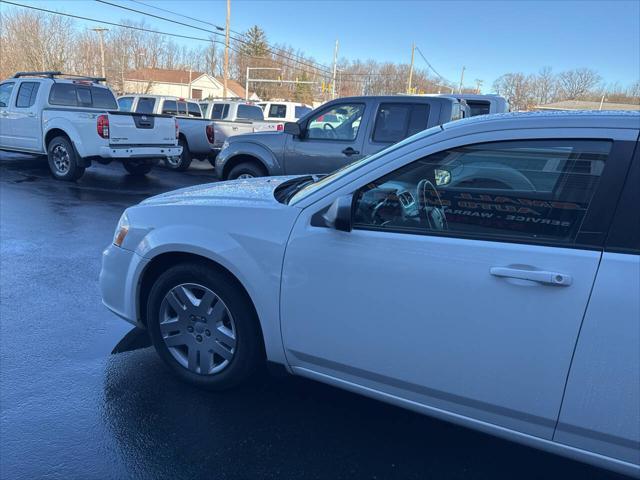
[
  {"xmin": 124, "ymin": 67, "xmax": 256, "ymax": 98},
  {"xmin": 535, "ymin": 100, "xmax": 640, "ymax": 111}
]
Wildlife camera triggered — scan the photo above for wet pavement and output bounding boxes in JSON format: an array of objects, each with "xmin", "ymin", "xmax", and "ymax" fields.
[{"xmin": 0, "ymin": 153, "xmax": 627, "ymax": 479}]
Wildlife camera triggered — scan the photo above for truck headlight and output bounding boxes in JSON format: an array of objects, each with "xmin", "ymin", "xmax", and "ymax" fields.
[{"xmin": 113, "ymin": 212, "xmax": 129, "ymax": 247}]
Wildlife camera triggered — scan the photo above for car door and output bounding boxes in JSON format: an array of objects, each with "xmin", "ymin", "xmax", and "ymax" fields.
[
  {"xmin": 9, "ymin": 80, "xmax": 42, "ymax": 151},
  {"xmin": 284, "ymin": 101, "xmax": 367, "ymax": 175},
  {"xmin": 280, "ymin": 129, "xmax": 635, "ymax": 440},
  {"xmin": 0, "ymin": 81, "xmax": 17, "ymax": 148}
]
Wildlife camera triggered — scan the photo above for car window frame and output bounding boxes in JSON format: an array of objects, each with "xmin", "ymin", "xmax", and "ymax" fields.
[
  {"xmin": 303, "ymin": 102, "xmax": 366, "ymax": 143},
  {"xmin": 340, "ymin": 137, "xmax": 634, "ymax": 251}
]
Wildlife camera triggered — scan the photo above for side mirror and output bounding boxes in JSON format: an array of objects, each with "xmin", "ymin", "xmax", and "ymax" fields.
[
  {"xmin": 321, "ymin": 194, "xmax": 353, "ymax": 232},
  {"xmin": 283, "ymin": 122, "xmax": 301, "ymax": 136}
]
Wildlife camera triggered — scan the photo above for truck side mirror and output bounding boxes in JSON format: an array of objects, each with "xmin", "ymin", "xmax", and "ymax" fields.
[
  {"xmin": 283, "ymin": 122, "xmax": 301, "ymax": 136},
  {"xmin": 321, "ymin": 194, "xmax": 353, "ymax": 232}
]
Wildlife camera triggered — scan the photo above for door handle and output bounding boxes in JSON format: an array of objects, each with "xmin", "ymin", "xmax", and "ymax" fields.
[
  {"xmin": 490, "ymin": 267, "xmax": 572, "ymax": 286},
  {"xmin": 342, "ymin": 147, "xmax": 360, "ymax": 156}
]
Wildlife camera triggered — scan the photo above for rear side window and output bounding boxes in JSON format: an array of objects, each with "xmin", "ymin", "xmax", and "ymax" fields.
[
  {"xmin": 237, "ymin": 104, "xmax": 264, "ymax": 121},
  {"xmin": 49, "ymin": 83, "xmax": 77, "ymax": 106},
  {"xmin": 15, "ymin": 82, "xmax": 40, "ymax": 108},
  {"xmin": 295, "ymin": 106, "xmax": 312, "ymax": 118},
  {"xmin": 211, "ymin": 103, "xmax": 229, "ymax": 119},
  {"xmin": 0, "ymin": 82, "xmax": 15, "ymax": 107},
  {"xmin": 187, "ymin": 102, "xmax": 202, "ymax": 118},
  {"xmin": 373, "ymin": 103, "xmax": 430, "ymax": 143},
  {"xmin": 354, "ymin": 139, "xmax": 612, "ymax": 245},
  {"xmin": 91, "ymin": 86, "xmax": 117, "ymax": 109},
  {"xmin": 268, "ymin": 104, "xmax": 287, "ymax": 118},
  {"xmin": 162, "ymin": 100, "xmax": 178, "ymax": 115},
  {"xmin": 467, "ymin": 101, "xmax": 491, "ymax": 116},
  {"xmin": 135, "ymin": 97, "xmax": 156, "ymax": 114},
  {"xmin": 118, "ymin": 97, "xmax": 133, "ymax": 111}
]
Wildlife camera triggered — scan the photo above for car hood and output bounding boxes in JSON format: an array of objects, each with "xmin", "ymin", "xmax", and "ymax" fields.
[{"xmin": 141, "ymin": 176, "xmax": 296, "ymax": 207}]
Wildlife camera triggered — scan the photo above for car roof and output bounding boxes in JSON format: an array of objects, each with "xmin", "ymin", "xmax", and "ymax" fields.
[
  {"xmin": 330, "ymin": 95, "xmax": 457, "ymax": 105},
  {"xmin": 442, "ymin": 110, "xmax": 640, "ymax": 132}
]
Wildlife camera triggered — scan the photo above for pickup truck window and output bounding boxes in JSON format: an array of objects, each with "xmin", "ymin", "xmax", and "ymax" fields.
[
  {"xmin": 295, "ymin": 106, "xmax": 312, "ymax": 118},
  {"xmin": 15, "ymin": 82, "xmax": 40, "ymax": 108},
  {"xmin": 237, "ymin": 104, "xmax": 264, "ymax": 121},
  {"xmin": 49, "ymin": 84, "xmax": 77, "ymax": 106},
  {"xmin": 211, "ymin": 103, "xmax": 227, "ymax": 119},
  {"xmin": 268, "ymin": 104, "xmax": 287, "ymax": 118},
  {"xmin": 49, "ymin": 84, "xmax": 117, "ymax": 109},
  {"xmin": 162, "ymin": 100, "xmax": 178, "ymax": 115},
  {"xmin": 178, "ymin": 101, "xmax": 188, "ymax": 116},
  {"xmin": 118, "ymin": 97, "xmax": 133, "ymax": 111},
  {"xmin": 76, "ymin": 87, "xmax": 92, "ymax": 107},
  {"xmin": 372, "ymin": 103, "xmax": 430, "ymax": 143},
  {"xmin": 467, "ymin": 101, "xmax": 491, "ymax": 116},
  {"xmin": 0, "ymin": 82, "xmax": 15, "ymax": 107},
  {"xmin": 187, "ymin": 102, "xmax": 202, "ymax": 118},
  {"xmin": 353, "ymin": 139, "xmax": 611, "ymax": 245},
  {"xmin": 135, "ymin": 97, "xmax": 156, "ymax": 114},
  {"xmin": 307, "ymin": 103, "xmax": 364, "ymax": 141}
]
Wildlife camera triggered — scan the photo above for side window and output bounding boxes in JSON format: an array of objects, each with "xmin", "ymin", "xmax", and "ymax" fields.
[
  {"xmin": 49, "ymin": 84, "xmax": 77, "ymax": 106},
  {"xmin": 15, "ymin": 82, "xmax": 40, "ymax": 108},
  {"xmin": 237, "ymin": 104, "xmax": 264, "ymax": 121},
  {"xmin": 0, "ymin": 82, "xmax": 15, "ymax": 107},
  {"xmin": 91, "ymin": 87, "xmax": 117, "ymax": 109},
  {"xmin": 372, "ymin": 103, "xmax": 430, "ymax": 143},
  {"xmin": 307, "ymin": 103, "xmax": 364, "ymax": 141},
  {"xmin": 211, "ymin": 103, "xmax": 225, "ymax": 119},
  {"xmin": 118, "ymin": 97, "xmax": 134, "ymax": 111},
  {"xmin": 187, "ymin": 102, "xmax": 202, "ymax": 118},
  {"xmin": 268, "ymin": 104, "xmax": 287, "ymax": 118},
  {"xmin": 162, "ymin": 100, "xmax": 178, "ymax": 115},
  {"xmin": 135, "ymin": 97, "xmax": 156, "ymax": 114},
  {"xmin": 76, "ymin": 87, "xmax": 92, "ymax": 107},
  {"xmin": 468, "ymin": 101, "xmax": 491, "ymax": 117},
  {"xmin": 353, "ymin": 139, "xmax": 611, "ymax": 244}
]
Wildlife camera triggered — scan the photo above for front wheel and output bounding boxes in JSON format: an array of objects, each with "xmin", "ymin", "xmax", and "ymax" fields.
[
  {"xmin": 47, "ymin": 136, "xmax": 85, "ymax": 181},
  {"xmin": 227, "ymin": 162, "xmax": 266, "ymax": 180},
  {"xmin": 122, "ymin": 159, "xmax": 153, "ymax": 176},
  {"xmin": 165, "ymin": 138, "xmax": 192, "ymax": 171},
  {"xmin": 146, "ymin": 263, "xmax": 264, "ymax": 390}
]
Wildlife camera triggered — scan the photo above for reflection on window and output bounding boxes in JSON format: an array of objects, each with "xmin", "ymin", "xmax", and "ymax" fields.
[{"xmin": 307, "ymin": 104, "xmax": 364, "ymax": 141}]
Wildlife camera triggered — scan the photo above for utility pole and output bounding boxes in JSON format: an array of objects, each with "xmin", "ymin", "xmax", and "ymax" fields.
[
  {"xmin": 331, "ymin": 39, "xmax": 339, "ymax": 99},
  {"xmin": 223, "ymin": 0, "xmax": 230, "ymax": 99},
  {"xmin": 407, "ymin": 42, "xmax": 415, "ymax": 94},
  {"xmin": 458, "ymin": 65, "xmax": 466, "ymax": 94},
  {"xmin": 474, "ymin": 78, "xmax": 483, "ymax": 94},
  {"xmin": 91, "ymin": 27, "xmax": 108, "ymax": 79}
]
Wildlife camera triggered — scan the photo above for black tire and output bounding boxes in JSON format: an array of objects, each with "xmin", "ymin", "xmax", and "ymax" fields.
[
  {"xmin": 47, "ymin": 136, "xmax": 85, "ymax": 181},
  {"xmin": 123, "ymin": 159, "xmax": 153, "ymax": 176},
  {"xmin": 227, "ymin": 161, "xmax": 266, "ymax": 180},
  {"xmin": 165, "ymin": 138, "xmax": 192, "ymax": 171},
  {"xmin": 208, "ymin": 156, "xmax": 217, "ymax": 167},
  {"xmin": 147, "ymin": 263, "xmax": 264, "ymax": 390}
]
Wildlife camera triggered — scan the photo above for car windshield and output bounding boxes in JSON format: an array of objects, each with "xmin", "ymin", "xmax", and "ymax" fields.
[{"xmin": 288, "ymin": 125, "xmax": 444, "ymax": 205}]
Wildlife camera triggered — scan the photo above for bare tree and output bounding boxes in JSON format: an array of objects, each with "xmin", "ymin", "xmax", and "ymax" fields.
[
  {"xmin": 557, "ymin": 68, "xmax": 601, "ymax": 100},
  {"xmin": 492, "ymin": 73, "xmax": 534, "ymax": 111}
]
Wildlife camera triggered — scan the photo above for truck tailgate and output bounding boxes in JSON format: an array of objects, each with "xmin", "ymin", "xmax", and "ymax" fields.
[{"xmin": 108, "ymin": 112, "xmax": 176, "ymax": 146}]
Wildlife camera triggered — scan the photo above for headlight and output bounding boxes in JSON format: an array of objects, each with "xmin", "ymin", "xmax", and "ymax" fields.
[
  {"xmin": 113, "ymin": 212, "xmax": 129, "ymax": 247},
  {"xmin": 221, "ymin": 140, "xmax": 229, "ymax": 151}
]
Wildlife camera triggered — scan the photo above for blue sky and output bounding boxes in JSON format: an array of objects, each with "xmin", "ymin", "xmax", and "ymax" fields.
[{"xmin": 4, "ymin": 0, "xmax": 639, "ymax": 90}]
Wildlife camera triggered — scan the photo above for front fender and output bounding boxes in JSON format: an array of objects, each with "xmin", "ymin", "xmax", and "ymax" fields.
[
  {"xmin": 132, "ymin": 222, "xmax": 292, "ymax": 365},
  {"xmin": 216, "ymin": 141, "xmax": 284, "ymax": 178}
]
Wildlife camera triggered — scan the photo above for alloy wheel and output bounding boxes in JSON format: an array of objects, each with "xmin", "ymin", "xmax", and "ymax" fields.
[{"xmin": 52, "ymin": 145, "xmax": 70, "ymax": 174}]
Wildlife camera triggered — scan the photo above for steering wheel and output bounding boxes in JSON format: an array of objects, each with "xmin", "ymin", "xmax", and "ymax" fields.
[
  {"xmin": 323, "ymin": 123, "xmax": 337, "ymax": 139},
  {"xmin": 416, "ymin": 179, "xmax": 448, "ymax": 231}
]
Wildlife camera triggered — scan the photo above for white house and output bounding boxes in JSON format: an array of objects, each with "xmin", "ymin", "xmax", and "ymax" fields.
[{"xmin": 123, "ymin": 68, "xmax": 259, "ymax": 100}]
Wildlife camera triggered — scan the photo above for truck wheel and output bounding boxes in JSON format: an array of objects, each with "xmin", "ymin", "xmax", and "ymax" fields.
[
  {"xmin": 165, "ymin": 138, "xmax": 192, "ymax": 171},
  {"xmin": 228, "ymin": 162, "xmax": 265, "ymax": 180},
  {"xmin": 123, "ymin": 160, "xmax": 153, "ymax": 176},
  {"xmin": 47, "ymin": 136, "xmax": 85, "ymax": 181},
  {"xmin": 146, "ymin": 262, "xmax": 264, "ymax": 390}
]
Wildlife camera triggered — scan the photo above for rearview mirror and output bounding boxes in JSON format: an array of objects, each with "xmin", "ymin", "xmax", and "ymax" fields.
[
  {"xmin": 283, "ymin": 122, "xmax": 301, "ymax": 136},
  {"xmin": 321, "ymin": 194, "xmax": 353, "ymax": 232}
]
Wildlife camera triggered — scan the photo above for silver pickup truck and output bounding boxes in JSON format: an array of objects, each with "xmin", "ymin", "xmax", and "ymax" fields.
[
  {"xmin": 117, "ymin": 95, "xmax": 216, "ymax": 171},
  {"xmin": 215, "ymin": 95, "xmax": 467, "ymax": 180},
  {"xmin": 201, "ymin": 100, "xmax": 279, "ymax": 154}
]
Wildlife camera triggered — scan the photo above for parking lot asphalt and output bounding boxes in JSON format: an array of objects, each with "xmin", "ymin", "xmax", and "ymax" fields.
[{"xmin": 0, "ymin": 153, "xmax": 628, "ymax": 480}]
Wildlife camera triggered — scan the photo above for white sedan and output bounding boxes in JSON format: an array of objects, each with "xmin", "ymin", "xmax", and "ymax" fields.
[{"xmin": 100, "ymin": 111, "xmax": 640, "ymax": 477}]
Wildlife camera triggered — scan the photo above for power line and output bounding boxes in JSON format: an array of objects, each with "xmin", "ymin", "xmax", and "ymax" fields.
[
  {"xmin": 414, "ymin": 46, "xmax": 450, "ymax": 84},
  {"xmin": 95, "ymin": 0, "xmax": 334, "ymax": 75}
]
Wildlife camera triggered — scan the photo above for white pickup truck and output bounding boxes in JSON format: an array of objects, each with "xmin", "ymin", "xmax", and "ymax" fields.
[
  {"xmin": 201, "ymin": 100, "xmax": 279, "ymax": 154},
  {"xmin": 0, "ymin": 72, "xmax": 181, "ymax": 181}
]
